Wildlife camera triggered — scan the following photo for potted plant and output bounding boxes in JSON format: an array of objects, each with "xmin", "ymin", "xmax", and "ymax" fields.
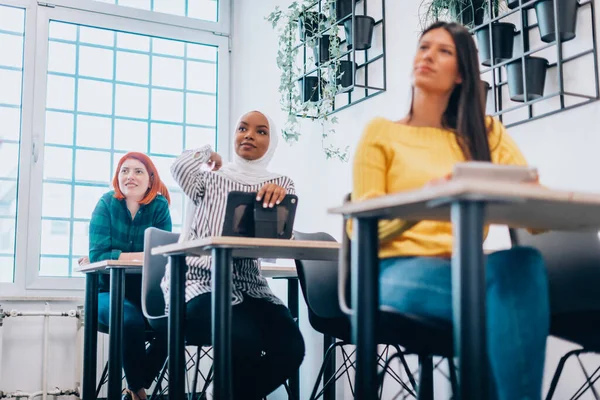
[
  {"xmin": 344, "ymin": 15, "xmax": 376, "ymax": 50},
  {"xmin": 534, "ymin": 0, "xmax": 579, "ymax": 43},
  {"xmin": 299, "ymin": 11, "xmax": 325, "ymax": 39},
  {"xmin": 508, "ymin": 0, "xmax": 579, "ymax": 43},
  {"xmin": 420, "ymin": 0, "xmax": 487, "ymax": 29},
  {"xmin": 506, "ymin": 56, "xmax": 548, "ymax": 101},
  {"xmin": 475, "ymin": 22, "xmax": 516, "ymax": 66},
  {"xmin": 267, "ymin": 0, "xmax": 350, "ymax": 161},
  {"xmin": 332, "ymin": 0, "xmax": 361, "ymax": 23}
]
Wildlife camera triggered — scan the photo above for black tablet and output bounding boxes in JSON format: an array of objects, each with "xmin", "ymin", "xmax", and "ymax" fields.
[{"xmin": 222, "ymin": 191, "xmax": 298, "ymax": 239}]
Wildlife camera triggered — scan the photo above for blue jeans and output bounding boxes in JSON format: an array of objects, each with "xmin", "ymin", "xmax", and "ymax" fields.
[
  {"xmin": 98, "ymin": 293, "xmax": 168, "ymax": 392},
  {"xmin": 380, "ymin": 247, "xmax": 550, "ymax": 400}
]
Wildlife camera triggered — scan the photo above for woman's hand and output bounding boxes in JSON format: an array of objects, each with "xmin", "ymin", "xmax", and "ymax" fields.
[
  {"xmin": 207, "ymin": 152, "xmax": 222, "ymax": 171},
  {"xmin": 257, "ymin": 184, "xmax": 287, "ymax": 208},
  {"xmin": 78, "ymin": 256, "xmax": 90, "ymax": 266},
  {"xmin": 426, "ymin": 173, "xmax": 452, "ymax": 187}
]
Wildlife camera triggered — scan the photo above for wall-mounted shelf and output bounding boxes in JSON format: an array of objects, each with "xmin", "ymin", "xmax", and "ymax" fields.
[
  {"xmin": 295, "ymin": 0, "xmax": 387, "ymax": 117},
  {"xmin": 472, "ymin": 0, "xmax": 599, "ymax": 127}
]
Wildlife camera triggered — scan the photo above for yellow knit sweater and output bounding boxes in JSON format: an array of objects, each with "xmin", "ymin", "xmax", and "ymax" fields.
[{"xmin": 352, "ymin": 116, "xmax": 528, "ymax": 259}]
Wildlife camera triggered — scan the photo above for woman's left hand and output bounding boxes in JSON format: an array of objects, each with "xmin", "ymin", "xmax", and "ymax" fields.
[{"xmin": 257, "ymin": 184, "xmax": 287, "ymax": 208}]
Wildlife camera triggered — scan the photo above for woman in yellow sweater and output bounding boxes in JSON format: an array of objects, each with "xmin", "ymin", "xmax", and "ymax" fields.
[{"xmin": 353, "ymin": 22, "xmax": 549, "ymax": 399}]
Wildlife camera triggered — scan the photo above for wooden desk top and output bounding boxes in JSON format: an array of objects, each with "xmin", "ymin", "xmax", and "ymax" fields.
[
  {"xmin": 152, "ymin": 236, "xmax": 340, "ymax": 261},
  {"xmin": 76, "ymin": 259, "xmax": 299, "ymax": 279},
  {"xmin": 329, "ymin": 179, "xmax": 600, "ymax": 231}
]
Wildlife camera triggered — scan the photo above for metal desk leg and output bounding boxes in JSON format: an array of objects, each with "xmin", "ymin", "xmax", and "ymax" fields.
[
  {"xmin": 82, "ymin": 273, "xmax": 99, "ymax": 400},
  {"xmin": 451, "ymin": 201, "xmax": 487, "ymax": 400},
  {"xmin": 212, "ymin": 248, "xmax": 233, "ymax": 400},
  {"xmin": 352, "ymin": 217, "xmax": 380, "ymax": 399},
  {"xmin": 323, "ymin": 334, "xmax": 336, "ymax": 400},
  {"xmin": 168, "ymin": 255, "xmax": 187, "ymax": 400},
  {"xmin": 287, "ymin": 278, "xmax": 300, "ymax": 400},
  {"xmin": 108, "ymin": 268, "xmax": 125, "ymax": 400}
]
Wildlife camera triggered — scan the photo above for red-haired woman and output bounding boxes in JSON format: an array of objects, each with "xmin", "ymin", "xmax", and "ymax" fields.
[{"xmin": 88, "ymin": 152, "xmax": 172, "ymax": 400}]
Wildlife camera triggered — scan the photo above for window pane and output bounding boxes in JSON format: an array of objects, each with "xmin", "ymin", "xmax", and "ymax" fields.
[
  {"xmin": 93, "ymin": 0, "xmax": 219, "ymax": 22},
  {"xmin": 74, "ymin": 186, "xmax": 108, "ymax": 219},
  {"xmin": 77, "ymin": 115, "xmax": 112, "ymax": 148},
  {"xmin": 43, "ymin": 146, "xmax": 73, "ymax": 181},
  {"xmin": 48, "ymin": 41, "xmax": 76, "ymax": 74},
  {"xmin": 39, "ymin": 257, "xmax": 70, "ymax": 277},
  {"xmin": 42, "ymin": 183, "xmax": 72, "ymax": 218},
  {"xmin": 114, "ymin": 119, "xmax": 148, "ymax": 152},
  {"xmin": 78, "ymin": 79, "xmax": 113, "ymax": 115},
  {"xmin": 116, "ymin": 51, "xmax": 150, "ymax": 85},
  {"xmin": 45, "ymin": 111, "xmax": 74, "ymax": 145},
  {"xmin": 0, "ymin": 4, "xmax": 24, "ymax": 284},
  {"xmin": 115, "ymin": 84, "xmax": 149, "ymax": 119},
  {"xmin": 0, "ymin": 34, "xmax": 23, "ymax": 69},
  {"xmin": 79, "ymin": 46, "xmax": 114, "ymax": 79},
  {"xmin": 151, "ymin": 89, "xmax": 183, "ymax": 122},
  {"xmin": 75, "ymin": 150, "xmax": 111, "ymax": 183},
  {"xmin": 72, "ymin": 221, "xmax": 90, "ymax": 257},
  {"xmin": 151, "ymin": 123, "xmax": 183, "ymax": 155},
  {"xmin": 152, "ymin": 56, "xmax": 184, "ymax": 89},
  {"xmin": 39, "ymin": 21, "xmax": 218, "ymax": 277},
  {"xmin": 41, "ymin": 219, "xmax": 71, "ymax": 255},
  {"xmin": 186, "ymin": 93, "xmax": 216, "ymax": 126},
  {"xmin": 0, "ymin": 69, "xmax": 23, "ymax": 106}
]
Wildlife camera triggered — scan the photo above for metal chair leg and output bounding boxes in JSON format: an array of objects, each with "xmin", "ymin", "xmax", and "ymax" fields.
[{"xmin": 417, "ymin": 354, "xmax": 434, "ymax": 400}]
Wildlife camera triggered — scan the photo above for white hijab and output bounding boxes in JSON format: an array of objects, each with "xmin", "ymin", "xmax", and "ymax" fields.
[
  {"xmin": 217, "ymin": 110, "xmax": 282, "ymax": 185},
  {"xmin": 180, "ymin": 111, "xmax": 281, "ymax": 241}
]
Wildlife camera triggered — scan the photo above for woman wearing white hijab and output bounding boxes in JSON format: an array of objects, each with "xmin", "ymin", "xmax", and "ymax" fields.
[{"xmin": 160, "ymin": 110, "xmax": 304, "ymax": 400}]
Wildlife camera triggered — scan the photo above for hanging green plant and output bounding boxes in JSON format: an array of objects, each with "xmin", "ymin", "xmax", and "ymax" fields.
[
  {"xmin": 266, "ymin": 0, "xmax": 350, "ymax": 162},
  {"xmin": 419, "ymin": 0, "xmax": 503, "ymax": 29}
]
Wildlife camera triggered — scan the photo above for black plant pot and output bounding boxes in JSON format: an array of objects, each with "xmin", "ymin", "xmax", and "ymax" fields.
[
  {"xmin": 338, "ymin": 60, "xmax": 358, "ymax": 88},
  {"xmin": 452, "ymin": 0, "xmax": 485, "ymax": 27},
  {"xmin": 535, "ymin": 0, "xmax": 578, "ymax": 43},
  {"xmin": 476, "ymin": 22, "xmax": 516, "ymax": 66},
  {"xmin": 312, "ymin": 34, "xmax": 333, "ymax": 65},
  {"xmin": 334, "ymin": 0, "xmax": 360, "ymax": 24},
  {"xmin": 507, "ymin": 0, "xmax": 534, "ymax": 9},
  {"xmin": 298, "ymin": 76, "xmax": 321, "ymax": 102},
  {"xmin": 344, "ymin": 15, "xmax": 375, "ymax": 50},
  {"xmin": 506, "ymin": 56, "xmax": 548, "ymax": 102},
  {"xmin": 299, "ymin": 11, "xmax": 325, "ymax": 39},
  {"xmin": 480, "ymin": 80, "xmax": 491, "ymax": 109}
]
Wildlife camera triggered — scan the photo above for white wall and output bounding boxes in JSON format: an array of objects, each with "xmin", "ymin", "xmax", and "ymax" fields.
[{"xmin": 231, "ymin": 0, "xmax": 600, "ymax": 398}]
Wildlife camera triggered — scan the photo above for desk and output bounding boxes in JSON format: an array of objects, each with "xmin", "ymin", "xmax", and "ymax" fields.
[
  {"xmin": 152, "ymin": 237, "xmax": 340, "ymax": 400},
  {"xmin": 77, "ymin": 260, "xmax": 142, "ymax": 400},
  {"xmin": 77, "ymin": 259, "xmax": 301, "ymax": 400},
  {"xmin": 329, "ymin": 179, "xmax": 600, "ymax": 399}
]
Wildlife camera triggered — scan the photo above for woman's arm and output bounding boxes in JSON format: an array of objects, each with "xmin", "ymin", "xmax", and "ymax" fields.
[
  {"xmin": 154, "ymin": 196, "xmax": 173, "ymax": 232},
  {"xmin": 88, "ymin": 197, "xmax": 145, "ymax": 262},
  {"xmin": 171, "ymin": 145, "xmax": 215, "ymax": 205},
  {"xmin": 352, "ymin": 120, "xmax": 414, "ymax": 242}
]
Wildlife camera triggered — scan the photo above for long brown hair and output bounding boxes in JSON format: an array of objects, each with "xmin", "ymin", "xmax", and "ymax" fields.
[
  {"xmin": 410, "ymin": 21, "xmax": 492, "ymax": 162},
  {"xmin": 112, "ymin": 152, "xmax": 171, "ymax": 205}
]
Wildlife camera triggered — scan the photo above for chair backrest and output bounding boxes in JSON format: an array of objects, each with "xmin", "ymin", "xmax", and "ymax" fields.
[
  {"xmin": 292, "ymin": 230, "xmax": 346, "ymax": 320},
  {"xmin": 510, "ymin": 228, "xmax": 600, "ymax": 313},
  {"xmin": 142, "ymin": 227, "xmax": 180, "ymax": 320}
]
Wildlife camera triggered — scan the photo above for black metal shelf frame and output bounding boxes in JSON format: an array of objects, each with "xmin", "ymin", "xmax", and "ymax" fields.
[
  {"xmin": 470, "ymin": 0, "xmax": 599, "ymax": 127},
  {"xmin": 294, "ymin": 0, "xmax": 387, "ymax": 117}
]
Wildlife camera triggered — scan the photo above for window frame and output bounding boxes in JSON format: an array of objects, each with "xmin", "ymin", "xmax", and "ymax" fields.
[{"xmin": 0, "ymin": 0, "xmax": 230, "ymax": 295}]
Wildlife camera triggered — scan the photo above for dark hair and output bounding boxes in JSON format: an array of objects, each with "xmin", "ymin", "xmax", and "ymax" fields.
[{"xmin": 409, "ymin": 21, "xmax": 491, "ymax": 162}]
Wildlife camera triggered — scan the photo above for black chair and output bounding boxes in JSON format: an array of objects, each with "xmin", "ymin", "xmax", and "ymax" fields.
[
  {"xmin": 94, "ymin": 323, "xmax": 160, "ymax": 397},
  {"xmin": 142, "ymin": 227, "xmax": 214, "ymax": 399},
  {"xmin": 293, "ymin": 229, "xmax": 456, "ymax": 400},
  {"xmin": 337, "ymin": 193, "xmax": 458, "ymax": 399},
  {"xmin": 510, "ymin": 228, "xmax": 600, "ymax": 400}
]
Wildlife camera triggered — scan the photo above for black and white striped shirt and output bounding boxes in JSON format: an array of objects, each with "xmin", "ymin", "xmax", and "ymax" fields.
[{"xmin": 160, "ymin": 145, "xmax": 295, "ymax": 308}]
